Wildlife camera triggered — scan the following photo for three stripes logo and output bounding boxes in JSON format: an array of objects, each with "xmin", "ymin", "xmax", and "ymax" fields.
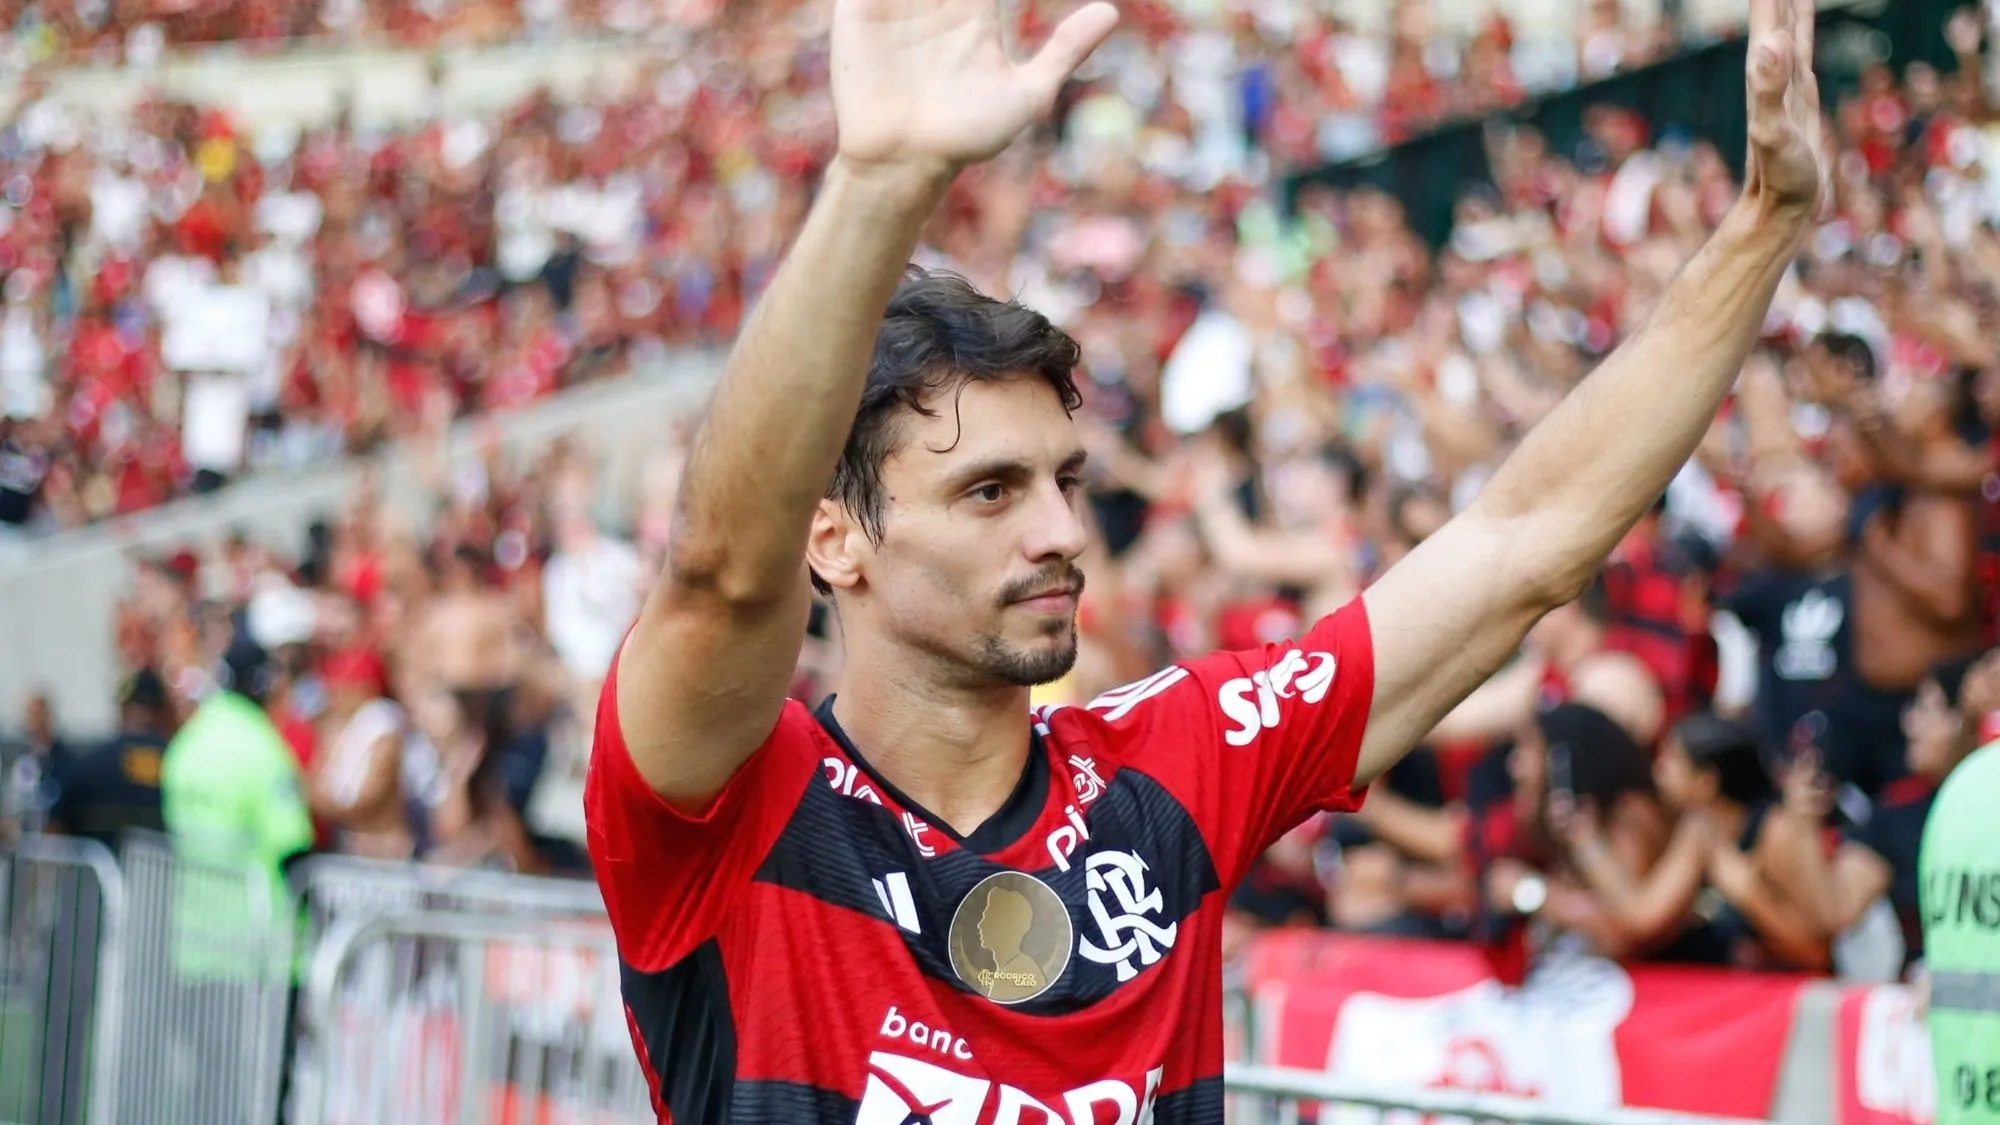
[{"xmin": 873, "ymin": 871, "xmax": 922, "ymax": 935}]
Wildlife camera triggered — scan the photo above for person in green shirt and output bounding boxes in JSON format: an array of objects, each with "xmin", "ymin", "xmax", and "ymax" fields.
[
  {"xmin": 162, "ymin": 678, "xmax": 315, "ymax": 918},
  {"xmin": 158, "ymin": 642, "xmax": 317, "ymax": 1122},
  {"xmin": 1921, "ymin": 649, "xmax": 2000, "ymax": 1124}
]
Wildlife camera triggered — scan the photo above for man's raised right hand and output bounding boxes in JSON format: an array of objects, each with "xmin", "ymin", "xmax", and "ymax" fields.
[{"xmin": 832, "ymin": 0, "xmax": 1118, "ymax": 179}]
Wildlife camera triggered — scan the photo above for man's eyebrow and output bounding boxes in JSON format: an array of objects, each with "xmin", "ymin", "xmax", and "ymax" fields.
[
  {"xmin": 939, "ymin": 457, "xmax": 1036, "ymax": 494},
  {"xmin": 938, "ymin": 450, "xmax": 1089, "ymax": 493}
]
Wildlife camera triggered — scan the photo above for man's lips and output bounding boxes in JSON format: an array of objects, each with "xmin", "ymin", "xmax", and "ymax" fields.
[{"xmin": 1012, "ymin": 587, "xmax": 1079, "ymax": 610}]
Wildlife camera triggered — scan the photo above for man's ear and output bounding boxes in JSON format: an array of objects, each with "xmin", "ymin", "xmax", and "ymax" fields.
[{"xmin": 806, "ymin": 499, "xmax": 865, "ymax": 593}]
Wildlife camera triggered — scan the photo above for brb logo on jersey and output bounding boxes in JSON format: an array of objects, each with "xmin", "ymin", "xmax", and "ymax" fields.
[
  {"xmin": 857, "ymin": 1048, "xmax": 1165, "ymax": 1125},
  {"xmin": 1078, "ymin": 850, "xmax": 1177, "ymax": 982},
  {"xmin": 1216, "ymin": 649, "xmax": 1337, "ymax": 747}
]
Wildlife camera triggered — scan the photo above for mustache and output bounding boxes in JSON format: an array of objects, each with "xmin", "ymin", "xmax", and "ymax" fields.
[{"xmin": 999, "ymin": 565, "xmax": 1087, "ymax": 607}]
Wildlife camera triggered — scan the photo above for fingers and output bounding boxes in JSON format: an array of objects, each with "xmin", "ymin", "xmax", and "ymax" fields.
[
  {"xmin": 1791, "ymin": 0, "xmax": 1822, "ymax": 127},
  {"xmin": 1020, "ymin": 1, "xmax": 1119, "ymax": 108},
  {"xmin": 1746, "ymin": 29, "xmax": 1791, "ymax": 148},
  {"xmin": 1748, "ymin": 0, "xmax": 1777, "ymax": 44},
  {"xmin": 1792, "ymin": 0, "xmax": 1815, "ymax": 81}
]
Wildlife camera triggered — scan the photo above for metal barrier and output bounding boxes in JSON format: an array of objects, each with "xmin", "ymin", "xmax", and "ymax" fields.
[
  {"xmin": 287, "ymin": 856, "xmax": 612, "ymax": 1124},
  {"xmin": 296, "ymin": 909, "xmax": 650, "ymax": 1125},
  {"xmin": 1222, "ymin": 1064, "xmax": 1774, "ymax": 1125},
  {"xmin": 115, "ymin": 833, "xmax": 295, "ymax": 1125},
  {"xmin": 0, "ymin": 835, "xmax": 124, "ymax": 1125}
]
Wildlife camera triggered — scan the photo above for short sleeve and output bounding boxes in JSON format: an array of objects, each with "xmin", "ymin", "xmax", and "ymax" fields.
[
  {"xmin": 584, "ymin": 652, "xmax": 819, "ymax": 973},
  {"xmin": 1078, "ymin": 598, "xmax": 1376, "ymax": 889}
]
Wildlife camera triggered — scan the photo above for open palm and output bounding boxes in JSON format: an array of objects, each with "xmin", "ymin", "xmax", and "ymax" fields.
[
  {"xmin": 1743, "ymin": 0, "xmax": 1825, "ymax": 217},
  {"xmin": 831, "ymin": 0, "xmax": 1119, "ymax": 173}
]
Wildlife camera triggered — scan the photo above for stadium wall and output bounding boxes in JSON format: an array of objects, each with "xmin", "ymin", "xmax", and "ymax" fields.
[
  {"xmin": 0, "ymin": 33, "xmax": 659, "ymax": 129},
  {"xmin": 0, "ymin": 352, "xmax": 723, "ymax": 736}
]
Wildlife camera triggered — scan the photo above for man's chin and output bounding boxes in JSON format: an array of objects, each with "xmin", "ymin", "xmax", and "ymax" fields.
[{"xmin": 984, "ymin": 634, "xmax": 1080, "ymax": 688}]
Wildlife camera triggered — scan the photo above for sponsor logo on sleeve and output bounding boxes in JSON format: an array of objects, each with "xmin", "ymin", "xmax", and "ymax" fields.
[{"xmin": 1215, "ymin": 650, "xmax": 1337, "ymax": 747}]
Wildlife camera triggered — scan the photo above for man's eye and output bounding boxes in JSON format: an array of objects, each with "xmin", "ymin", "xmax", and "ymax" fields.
[{"xmin": 971, "ymin": 484, "xmax": 1006, "ymax": 503}]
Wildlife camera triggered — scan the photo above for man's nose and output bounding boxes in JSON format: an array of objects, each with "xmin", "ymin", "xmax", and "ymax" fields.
[{"xmin": 1026, "ymin": 483, "xmax": 1089, "ymax": 562}]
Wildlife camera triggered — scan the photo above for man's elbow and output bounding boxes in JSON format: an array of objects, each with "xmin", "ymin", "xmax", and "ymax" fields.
[
  {"xmin": 1458, "ymin": 509, "xmax": 1595, "ymax": 613},
  {"xmin": 1505, "ymin": 539, "xmax": 1598, "ymax": 615},
  {"xmin": 661, "ymin": 536, "xmax": 804, "ymax": 611}
]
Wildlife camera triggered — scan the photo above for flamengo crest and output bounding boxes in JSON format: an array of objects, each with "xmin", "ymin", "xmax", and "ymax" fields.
[{"xmin": 1077, "ymin": 850, "xmax": 1177, "ymax": 982}]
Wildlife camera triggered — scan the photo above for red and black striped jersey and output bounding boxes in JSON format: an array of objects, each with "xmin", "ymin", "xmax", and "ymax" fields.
[{"xmin": 585, "ymin": 600, "xmax": 1376, "ymax": 1124}]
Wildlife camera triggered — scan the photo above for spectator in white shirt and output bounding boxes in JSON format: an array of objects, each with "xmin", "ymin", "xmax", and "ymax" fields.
[{"xmin": 541, "ymin": 497, "xmax": 643, "ymax": 728}]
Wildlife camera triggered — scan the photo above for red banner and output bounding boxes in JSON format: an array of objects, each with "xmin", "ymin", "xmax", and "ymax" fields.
[
  {"xmin": 1836, "ymin": 984, "xmax": 1935, "ymax": 1125},
  {"xmin": 1240, "ymin": 930, "xmax": 1805, "ymax": 1118}
]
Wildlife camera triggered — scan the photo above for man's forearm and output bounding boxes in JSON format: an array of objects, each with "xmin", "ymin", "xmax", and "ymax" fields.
[
  {"xmin": 1473, "ymin": 201, "xmax": 1806, "ymax": 595},
  {"xmin": 669, "ymin": 159, "xmax": 951, "ymax": 599}
]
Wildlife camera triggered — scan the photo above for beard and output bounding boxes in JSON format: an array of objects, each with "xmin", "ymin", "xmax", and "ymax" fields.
[
  {"xmin": 971, "ymin": 563, "xmax": 1086, "ymax": 686},
  {"xmin": 969, "ymin": 623, "xmax": 1080, "ymax": 687}
]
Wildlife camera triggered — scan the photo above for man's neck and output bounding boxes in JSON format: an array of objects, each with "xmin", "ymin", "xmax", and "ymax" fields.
[{"xmin": 829, "ymin": 670, "xmax": 1036, "ymax": 840}]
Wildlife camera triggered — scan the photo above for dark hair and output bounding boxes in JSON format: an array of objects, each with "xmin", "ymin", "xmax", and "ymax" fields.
[
  {"xmin": 817, "ymin": 268, "xmax": 1083, "ymax": 595},
  {"xmin": 1672, "ymin": 711, "xmax": 1773, "ymax": 807},
  {"xmin": 1319, "ymin": 442, "xmax": 1370, "ymax": 506},
  {"xmin": 1819, "ymin": 332, "xmax": 1877, "ymax": 382},
  {"xmin": 1537, "ymin": 703, "xmax": 1654, "ymax": 809},
  {"xmin": 1210, "ymin": 408, "xmax": 1256, "ymax": 459}
]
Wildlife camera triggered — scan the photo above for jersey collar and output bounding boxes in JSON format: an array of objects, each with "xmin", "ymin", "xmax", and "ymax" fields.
[{"xmin": 812, "ymin": 695, "xmax": 1051, "ymax": 856}]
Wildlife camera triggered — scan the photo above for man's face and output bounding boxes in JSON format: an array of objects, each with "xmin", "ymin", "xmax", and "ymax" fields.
[{"xmin": 828, "ymin": 377, "xmax": 1090, "ymax": 689}]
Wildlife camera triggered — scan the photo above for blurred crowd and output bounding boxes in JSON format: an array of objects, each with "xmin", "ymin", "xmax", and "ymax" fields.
[
  {"xmin": 0, "ymin": 0, "xmax": 1706, "ymax": 537},
  {"xmin": 4, "ymin": 0, "xmax": 2000, "ymax": 990},
  {"xmin": 2, "ymin": 0, "xmax": 1693, "ymax": 72}
]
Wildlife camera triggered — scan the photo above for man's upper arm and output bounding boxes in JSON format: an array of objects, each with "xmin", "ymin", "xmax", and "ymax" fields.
[
  {"xmin": 587, "ymin": 648, "xmax": 818, "ymax": 971},
  {"xmin": 613, "ymin": 570, "xmax": 814, "ymax": 806},
  {"xmin": 1359, "ymin": 513, "xmax": 1557, "ymax": 784}
]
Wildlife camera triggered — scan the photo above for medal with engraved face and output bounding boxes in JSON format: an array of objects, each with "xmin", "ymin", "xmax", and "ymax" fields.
[{"xmin": 949, "ymin": 871, "xmax": 1072, "ymax": 1004}]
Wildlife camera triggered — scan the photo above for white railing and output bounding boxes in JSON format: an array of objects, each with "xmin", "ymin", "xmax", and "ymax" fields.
[
  {"xmin": 0, "ymin": 834, "xmax": 126, "ymax": 1125},
  {"xmin": 295, "ymin": 908, "xmax": 647, "ymax": 1125}
]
